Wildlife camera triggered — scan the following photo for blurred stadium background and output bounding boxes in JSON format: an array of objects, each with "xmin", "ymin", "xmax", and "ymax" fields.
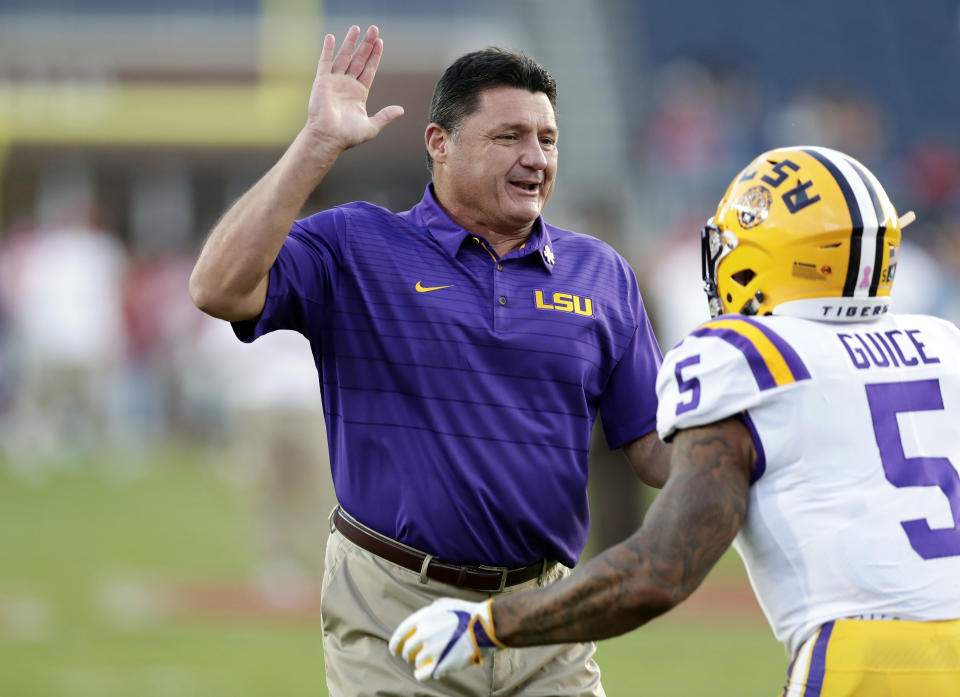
[{"xmin": 1, "ymin": 1, "xmax": 958, "ymax": 695}]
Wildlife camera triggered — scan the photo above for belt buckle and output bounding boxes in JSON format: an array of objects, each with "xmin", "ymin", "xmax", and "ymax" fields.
[{"xmin": 478, "ymin": 564, "xmax": 509, "ymax": 593}]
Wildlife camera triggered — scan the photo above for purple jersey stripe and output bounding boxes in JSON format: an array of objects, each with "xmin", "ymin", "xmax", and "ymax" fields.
[
  {"xmin": 803, "ymin": 621, "xmax": 835, "ymax": 697},
  {"xmin": 736, "ymin": 317, "xmax": 812, "ymax": 381},
  {"xmin": 690, "ymin": 326, "xmax": 777, "ymax": 390},
  {"xmin": 739, "ymin": 411, "xmax": 766, "ymax": 483}
]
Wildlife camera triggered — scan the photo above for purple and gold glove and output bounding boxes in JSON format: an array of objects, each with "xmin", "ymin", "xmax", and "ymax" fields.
[{"xmin": 389, "ymin": 598, "xmax": 505, "ymax": 681}]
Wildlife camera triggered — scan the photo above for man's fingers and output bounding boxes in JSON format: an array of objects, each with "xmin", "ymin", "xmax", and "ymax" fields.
[
  {"xmin": 370, "ymin": 105, "xmax": 405, "ymax": 133},
  {"xmin": 401, "ymin": 636, "xmax": 423, "ymax": 663},
  {"xmin": 330, "ymin": 25, "xmax": 361, "ymax": 73},
  {"xmin": 413, "ymin": 657, "xmax": 436, "ymax": 682},
  {"xmin": 389, "ymin": 625, "xmax": 415, "ymax": 656},
  {"xmin": 346, "ymin": 26, "xmax": 379, "ymax": 79},
  {"xmin": 316, "ymin": 33, "xmax": 336, "ymax": 75},
  {"xmin": 357, "ymin": 38, "xmax": 384, "ymax": 89}
]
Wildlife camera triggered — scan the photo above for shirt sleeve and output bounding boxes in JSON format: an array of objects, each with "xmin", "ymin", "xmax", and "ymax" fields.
[
  {"xmin": 232, "ymin": 207, "xmax": 346, "ymax": 343},
  {"xmin": 598, "ymin": 295, "xmax": 663, "ymax": 449}
]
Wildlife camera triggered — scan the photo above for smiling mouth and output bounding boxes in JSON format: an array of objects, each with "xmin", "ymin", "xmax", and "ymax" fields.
[{"xmin": 509, "ymin": 181, "xmax": 540, "ymax": 194}]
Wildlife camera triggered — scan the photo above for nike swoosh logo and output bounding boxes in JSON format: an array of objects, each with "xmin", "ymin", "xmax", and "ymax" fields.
[{"xmin": 415, "ymin": 281, "xmax": 453, "ymax": 293}]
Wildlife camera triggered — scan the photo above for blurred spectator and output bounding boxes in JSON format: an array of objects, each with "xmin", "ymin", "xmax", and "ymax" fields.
[
  {"xmin": 894, "ymin": 215, "xmax": 960, "ymax": 325},
  {"xmin": 121, "ymin": 165, "xmax": 207, "ymax": 446},
  {"xmin": 888, "ymin": 140, "xmax": 960, "ymax": 322},
  {"xmin": 640, "ymin": 60, "xmax": 727, "ymax": 177},
  {"xmin": 888, "ymin": 237, "xmax": 947, "ymax": 313},
  {"xmin": 900, "ymin": 140, "xmax": 960, "ymax": 211},
  {"xmin": 121, "ymin": 250, "xmax": 204, "ymax": 446},
  {"xmin": 628, "ymin": 58, "xmax": 762, "ymax": 261},
  {"xmin": 764, "ymin": 86, "xmax": 892, "ymax": 163},
  {"xmin": 192, "ymin": 320, "xmax": 336, "ymax": 590},
  {"xmin": 640, "ymin": 217, "xmax": 712, "ymax": 352},
  {"xmin": 928, "ymin": 215, "xmax": 960, "ymax": 324},
  {"xmin": 0, "ymin": 197, "xmax": 128, "ymax": 465},
  {"xmin": 640, "ymin": 59, "xmax": 760, "ymax": 178}
]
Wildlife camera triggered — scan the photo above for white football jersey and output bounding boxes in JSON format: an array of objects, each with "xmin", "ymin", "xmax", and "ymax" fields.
[{"xmin": 656, "ymin": 312, "xmax": 960, "ymax": 656}]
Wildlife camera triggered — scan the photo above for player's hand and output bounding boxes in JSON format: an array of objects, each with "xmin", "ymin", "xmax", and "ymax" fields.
[
  {"xmin": 389, "ymin": 598, "xmax": 505, "ymax": 681},
  {"xmin": 305, "ymin": 25, "xmax": 404, "ymax": 152}
]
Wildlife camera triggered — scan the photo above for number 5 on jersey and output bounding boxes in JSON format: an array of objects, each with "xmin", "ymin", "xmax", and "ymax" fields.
[
  {"xmin": 866, "ymin": 379, "xmax": 960, "ymax": 560},
  {"xmin": 674, "ymin": 355, "xmax": 701, "ymax": 415}
]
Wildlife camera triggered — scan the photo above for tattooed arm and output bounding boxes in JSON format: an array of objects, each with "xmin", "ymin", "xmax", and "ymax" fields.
[{"xmin": 493, "ymin": 416, "xmax": 755, "ymax": 645}]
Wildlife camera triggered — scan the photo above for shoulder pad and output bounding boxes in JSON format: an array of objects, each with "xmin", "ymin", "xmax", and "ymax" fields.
[{"xmin": 656, "ymin": 316, "xmax": 811, "ymax": 440}]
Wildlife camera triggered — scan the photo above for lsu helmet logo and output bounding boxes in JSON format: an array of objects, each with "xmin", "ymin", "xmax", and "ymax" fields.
[{"xmin": 735, "ymin": 186, "xmax": 772, "ymax": 229}]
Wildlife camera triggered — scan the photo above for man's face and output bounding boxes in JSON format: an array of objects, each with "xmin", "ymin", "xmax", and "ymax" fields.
[{"xmin": 432, "ymin": 86, "xmax": 558, "ymax": 235}]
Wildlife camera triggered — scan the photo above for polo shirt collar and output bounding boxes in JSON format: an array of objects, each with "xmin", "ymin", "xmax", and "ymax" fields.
[{"xmin": 411, "ymin": 184, "xmax": 556, "ymax": 273}]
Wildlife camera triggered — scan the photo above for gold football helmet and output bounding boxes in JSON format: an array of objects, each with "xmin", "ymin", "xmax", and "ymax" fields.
[{"xmin": 702, "ymin": 146, "xmax": 913, "ymax": 321}]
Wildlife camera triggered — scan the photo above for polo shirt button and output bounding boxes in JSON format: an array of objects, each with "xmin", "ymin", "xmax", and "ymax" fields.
[
  {"xmin": 497, "ymin": 264, "xmax": 503, "ymax": 271},
  {"xmin": 498, "ymin": 296, "xmax": 507, "ymax": 306}
]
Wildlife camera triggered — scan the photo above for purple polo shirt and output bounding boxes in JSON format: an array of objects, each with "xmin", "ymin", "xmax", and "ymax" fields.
[{"xmin": 234, "ymin": 185, "xmax": 661, "ymax": 567}]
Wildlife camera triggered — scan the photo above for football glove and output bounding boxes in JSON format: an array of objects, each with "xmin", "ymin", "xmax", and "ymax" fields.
[{"xmin": 389, "ymin": 597, "xmax": 505, "ymax": 681}]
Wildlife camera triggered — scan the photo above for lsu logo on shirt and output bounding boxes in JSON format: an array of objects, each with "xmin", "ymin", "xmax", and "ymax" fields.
[{"xmin": 534, "ymin": 290, "xmax": 593, "ymax": 317}]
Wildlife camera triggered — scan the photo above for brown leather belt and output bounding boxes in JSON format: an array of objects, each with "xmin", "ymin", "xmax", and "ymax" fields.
[{"xmin": 332, "ymin": 507, "xmax": 548, "ymax": 593}]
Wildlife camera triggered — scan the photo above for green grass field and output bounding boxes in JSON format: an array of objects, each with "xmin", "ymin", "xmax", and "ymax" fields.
[{"xmin": 0, "ymin": 448, "xmax": 786, "ymax": 696}]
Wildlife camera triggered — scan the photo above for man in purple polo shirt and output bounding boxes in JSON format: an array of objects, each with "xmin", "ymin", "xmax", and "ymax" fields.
[{"xmin": 190, "ymin": 25, "xmax": 669, "ymax": 696}]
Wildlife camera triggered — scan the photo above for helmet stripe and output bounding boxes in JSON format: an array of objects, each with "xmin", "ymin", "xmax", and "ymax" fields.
[
  {"xmin": 847, "ymin": 157, "xmax": 884, "ymax": 219},
  {"xmin": 845, "ymin": 157, "xmax": 888, "ymax": 296},
  {"xmin": 802, "ymin": 148, "xmax": 880, "ymax": 299},
  {"xmin": 802, "ymin": 148, "xmax": 862, "ymax": 296},
  {"xmin": 868, "ymin": 227, "xmax": 887, "ymax": 296},
  {"xmin": 835, "ymin": 155, "xmax": 881, "ymax": 298}
]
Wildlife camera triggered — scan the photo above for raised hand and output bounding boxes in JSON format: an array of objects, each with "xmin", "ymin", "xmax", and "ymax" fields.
[
  {"xmin": 389, "ymin": 598, "xmax": 505, "ymax": 681},
  {"xmin": 306, "ymin": 25, "xmax": 405, "ymax": 153}
]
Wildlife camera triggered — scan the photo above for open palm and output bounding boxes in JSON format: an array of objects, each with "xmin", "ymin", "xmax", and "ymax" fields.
[{"xmin": 306, "ymin": 25, "xmax": 404, "ymax": 151}]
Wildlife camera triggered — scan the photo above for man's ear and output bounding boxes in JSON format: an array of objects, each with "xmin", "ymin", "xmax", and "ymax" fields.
[{"xmin": 425, "ymin": 123, "xmax": 450, "ymax": 165}]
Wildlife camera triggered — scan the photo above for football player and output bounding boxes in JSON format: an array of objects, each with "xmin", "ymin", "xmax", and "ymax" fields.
[{"xmin": 390, "ymin": 146, "xmax": 960, "ymax": 695}]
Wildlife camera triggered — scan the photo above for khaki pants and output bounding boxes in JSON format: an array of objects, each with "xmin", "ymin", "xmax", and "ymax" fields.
[{"xmin": 321, "ymin": 521, "xmax": 605, "ymax": 697}]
